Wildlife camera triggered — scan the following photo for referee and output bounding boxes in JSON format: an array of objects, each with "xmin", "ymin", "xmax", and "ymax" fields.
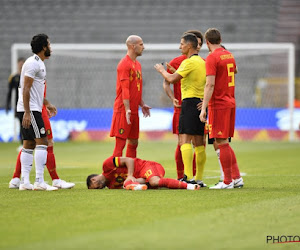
[{"xmin": 154, "ymin": 33, "xmax": 206, "ymax": 183}]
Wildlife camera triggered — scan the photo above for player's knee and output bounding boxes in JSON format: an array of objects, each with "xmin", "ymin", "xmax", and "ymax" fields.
[{"xmin": 148, "ymin": 176, "xmax": 160, "ymax": 187}]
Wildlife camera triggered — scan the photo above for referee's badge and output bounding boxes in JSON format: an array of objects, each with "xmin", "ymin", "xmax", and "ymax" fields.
[{"xmin": 40, "ymin": 128, "xmax": 45, "ymax": 134}]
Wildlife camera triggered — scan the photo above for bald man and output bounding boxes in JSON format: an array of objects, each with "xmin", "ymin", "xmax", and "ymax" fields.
[{"xmin": 110, "ymin": 35, "xmax": 151, "ymax": 158}]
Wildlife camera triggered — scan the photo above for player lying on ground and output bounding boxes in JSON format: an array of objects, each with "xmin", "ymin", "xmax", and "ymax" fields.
[{"xmin": 86, "ymin": 156, "xmax": 200, "ymax": 190}]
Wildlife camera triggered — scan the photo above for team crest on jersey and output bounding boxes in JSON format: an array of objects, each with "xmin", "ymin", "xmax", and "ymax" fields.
[
  {"xmin": 119, "ymin": 128, "xmax": 124, "ymax": 135},
  {"xmin": 136, "ymin": 70, "xmax": 141, "ymax": 80},
  {"xmin": 40, "ymin": 127, "xmax": 45, "ymax": 134}
]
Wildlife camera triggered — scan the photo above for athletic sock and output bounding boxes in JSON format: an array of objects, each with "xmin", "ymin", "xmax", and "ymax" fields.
[
  {"xmin": 194, "ymin": 145, "xmax": 206, "ymax": 180},
  {"xmin": 13, "ymin": 150, "xmax": 22, "ymax": 178},
  {"xmin": 192, "ymin": 153, "xmax": 196, "ymax": 176},
  {"xmin": 229, "ymin": 146, "xmax": 240, "ymax": 179},
  {"xmin": 35, "ymin": 145, "xmax": 47, "ymax": 183},
  {"xmin": 216, "ymin": 148, "xmax": 224, "ymax": 181},
  {"xmin": 158, "ymin": 178, "xmax": 187, "ymax": 189},
  {"xmin": 126, "ymin": 143, "xmax": 138, "ymax": 158},
  {"xmin": 46, "ymin": 146, "xmax": 59, "ymax": 180},
  {"xmin": 20, "ymin": 148, "xmax": 34, "ymax": 184},
  {"xmin": 218, "ymin": 143, "xmax": 232, "ymax": 185},
  {"xmin": 180, "ymin": 143, "xmax": 193, "ymax": 180},
  {"xmin": 175, "ymin": 144, "xmax": 184, "ymax": 179},
  {"xmin": 113, "ymin": 137, "xmax": 126, "ymax": 157}
]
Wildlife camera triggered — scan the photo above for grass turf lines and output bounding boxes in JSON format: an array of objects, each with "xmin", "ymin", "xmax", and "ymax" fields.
[{"xmin": 0, "ymin": 140, "xmax": 300, "ymax": 249}]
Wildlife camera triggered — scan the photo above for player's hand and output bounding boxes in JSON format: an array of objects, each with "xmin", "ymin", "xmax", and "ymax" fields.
[
  {"xmin": 22, "ymin": 111, "xmax": 31, "ymax": 129},
  {"xmin": 173, "ymin": 98, "xmax": 181, "ymax": 108},
  {"xmin": 126, "ymin": 109, "xmax": 131, "ymax": 124},
  {"xmin": 199, "ymin": 109, "xmax": 207, "ymax": 123},
  {"xmin": 124, "ymin": 176, "xmax": 137, "ymax": 184},
  {"xmin": 46, "ymin": 104, "xmax": 57, "ymax": 118},
  {"xmin": 197, "ymin": 99, "xmax": 203, "ymax": 111},
  {"xmin": 141, "ymin": 104, "xmax": 151, "ymax": 118},
  {"xmin": 166, "ymin": 62, "xmax": 176, "ymax": 73},
  {"xmin": 154, "ymin": 63, "xmax": 165, "ymax": 73}
]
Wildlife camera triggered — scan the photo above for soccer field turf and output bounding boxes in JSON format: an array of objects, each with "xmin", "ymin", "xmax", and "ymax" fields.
[{"xmin": 0, "ymin": 140, "xmax": 300, "ymax": 249}]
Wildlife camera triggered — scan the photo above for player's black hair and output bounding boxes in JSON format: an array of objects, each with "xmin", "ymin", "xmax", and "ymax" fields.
[
  {"xmin": 181, "ymin": 33, "xmax": 198, "ymax": 50},
  {"xmin": 86, "ymin": 174, "xmax": 98, "ymax": 189},
  {"xmin": 184, "ymin": 30, "xmax": 204, "ymax": 46},
  {"xmin": 30, "ymin": 34, "xmax": 49, "ymax": 54}
]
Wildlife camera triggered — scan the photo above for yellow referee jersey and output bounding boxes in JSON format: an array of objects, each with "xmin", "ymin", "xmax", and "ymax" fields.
[{"xmin": 176, "ymin": 55, "xmax": 206, "ymax": 99}]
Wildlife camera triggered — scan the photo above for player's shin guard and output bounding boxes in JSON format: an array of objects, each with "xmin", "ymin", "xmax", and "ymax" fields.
[
  {"xmin": 13, "ymin": 150, "xmax": 22, "ymax": 178},
  {"xmin": 46, "ymin": 146, "xmax": 59, "ymax": 180},
  {"xmin": 20, "ymin": 149, "xmax": 34, "ymax": 184},
  {"xmin": 113, "ymin": 137, "xmax": 126, "ymax": 157},
  {"xmin": 175, "ymin": 144, "xmax": 184, "ymax": 179},
  {"xmin": 229, "ymin": 146, "xmax": 240, "ymax": 179},
  {"xmin": 218, "ymin": 143, "xmax": 232, "ymax": 185},
  {"xmin": 180, "ymin": 143, "xmax": 193, "ymax": 180},
  {"xmin": 194, "ymin": 145, "xmax": 206, "ymax": 180},
  {"xmin": 126, "ymin": 143, "xmax": 138, "ymax": 158},
  {"xmin": 35, "ymin": 145, "xmax": 47, "ymax": 183},
  {"xmin": 158, "ymin": 178, "xmax": 188, "ymax": 189}
]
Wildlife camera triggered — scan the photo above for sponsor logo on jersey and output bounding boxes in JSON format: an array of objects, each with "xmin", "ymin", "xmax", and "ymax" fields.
[
  {"xmin": 217, "ymin": 131, "xmax": 223, "ymax": 135},
  {"xmin": 35, "ymin": 56, "xmax": 39, "ymax": 61}
]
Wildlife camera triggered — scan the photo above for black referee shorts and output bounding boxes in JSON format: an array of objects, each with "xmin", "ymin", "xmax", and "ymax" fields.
[
  {"xmin": 179, "ymin": 98, "xmax": 205, "ymax": 135},
  {"xmin": 17, "ymin": 111, "xmax": 47, "ymax": 140}
]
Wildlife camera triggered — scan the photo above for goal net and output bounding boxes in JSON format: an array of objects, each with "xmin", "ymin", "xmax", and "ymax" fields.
[{"xmin": 6, "ymin": 43, "xmax": 296, "ymax": 142}]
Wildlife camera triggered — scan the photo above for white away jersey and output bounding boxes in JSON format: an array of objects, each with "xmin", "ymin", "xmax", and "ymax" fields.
[{"xmin": 17, "ymin": 54, "xmax": 46, "ymax": 112}]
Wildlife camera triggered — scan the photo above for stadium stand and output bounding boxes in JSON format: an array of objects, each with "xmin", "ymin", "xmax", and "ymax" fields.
[{"xmin": 0, "ymin": 0, "xmax": 299, "ymax": 108}]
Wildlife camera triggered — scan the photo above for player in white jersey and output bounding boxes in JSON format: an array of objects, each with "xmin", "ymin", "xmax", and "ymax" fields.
[{"xmin": 17, "ymin": 33, "xmax": 57, "ymax": 191}]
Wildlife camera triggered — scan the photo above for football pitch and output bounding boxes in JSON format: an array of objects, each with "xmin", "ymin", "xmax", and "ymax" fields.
[{"xmin": 0, "ymin": 140, "xmax": 300, "ymax": 249}]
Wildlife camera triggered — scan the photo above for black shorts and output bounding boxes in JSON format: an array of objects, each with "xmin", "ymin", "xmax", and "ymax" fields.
[
  {"xmin": 207, "ymin": 135, "xmax": 232, "ymax": 144},
  {"xmin": 179, "ymin": 98, "xmax": 205, "ymax": 135},
  {"xmin": 17, "ymin": 111, "xmax": 47, "ymax": 140}
]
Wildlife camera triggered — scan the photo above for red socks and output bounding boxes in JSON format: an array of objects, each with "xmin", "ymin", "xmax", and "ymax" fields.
[
  {"xmin": 158, "ymin": 178, "xmax": 187, "ymax": 189},
  {"xmin": 192, "ymin": 153, "xmax": 196, "ymax": 176},
  {"xmin": 12, "ymin": 150, "xmax": 22, "ymax": 178},
  {"xmin": 229, "ymin": 146, "xmax": 240, "ymax": 179},
  {"xmin": 46, "ymin": 146, "xmax": 59, "ymax": 180},
  {"xmin": 113, "ymin": 137, "xmax": 126, "ymax": 157},
  {"xmin": 126, "ymin": 143, "xmax": 138, "ymax": 158},
  {"xmin": 175, "ymin": 145, "xmax": 184, "ymax": 179}
]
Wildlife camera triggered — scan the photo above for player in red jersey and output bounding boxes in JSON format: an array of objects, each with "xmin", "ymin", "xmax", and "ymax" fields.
[
  {"xmin": 9, "ymin": 83, "xmax": 75, "ymax": 190},
  {"xmin": 86, "ymin": 156, "xmax": 200, "ymax": 190},
  {"xmin": 163, "ymin": 30, "xmax": 206, "ymax": 187},
  {"xmin": 110, "ymin": 35, "xmax": 151, "ymax": 158},
  {"xmin": 200, "ymin": 28, "xmax": 243, "ymax": 189}
]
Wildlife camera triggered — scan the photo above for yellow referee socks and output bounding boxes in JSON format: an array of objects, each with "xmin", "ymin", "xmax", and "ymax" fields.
[
  {"xmin": 194, "ymin": 145, "xmax": 206, "ymax": 181},
  {"xmin": 181, "ymin": 143, "xmax": 193, "ymax": 180}
]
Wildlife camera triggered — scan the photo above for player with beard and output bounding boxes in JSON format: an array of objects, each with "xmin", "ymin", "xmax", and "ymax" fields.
[{"xmin": 16, "ymin": 34, "xmax": 57, "ymax": 191}]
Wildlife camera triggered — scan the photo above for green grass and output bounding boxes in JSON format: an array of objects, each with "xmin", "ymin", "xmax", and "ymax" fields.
[{"xmin": 0, "ymin": 140, "xmax": 300, "ymax": 249}]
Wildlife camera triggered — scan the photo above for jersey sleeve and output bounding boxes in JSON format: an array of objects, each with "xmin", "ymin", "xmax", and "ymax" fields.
[
  {"xmin": 205, "ymin": 54, "xmax": 217, "ymax": 76},
  {"xmin": 24, "ymin": 61, "xmax": 40, "ymax": 79},
  {"xmin": 176, "ymin": 59, "xmax": 193, "ymax": 78}
]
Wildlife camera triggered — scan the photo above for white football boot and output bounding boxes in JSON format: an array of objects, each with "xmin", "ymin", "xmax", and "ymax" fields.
[
  {"xmin": 209, "ymin": 181, "xmax": 234, "ymax": 189},
  {"xmin": 186, "ymin": 184, "xmax": 200, "ymax": 190},
  {"xmin": 34, "ymin": 182, "xmax": 58, "ymax": 191},
  {"xmin": 9, "ymin": 177, "xmax": 20, "ymax": 189},
  {"xmin": 52, "ymin": 179, "xmax": 75, "ymax": 189},
  {"xmin": 125, "ymin": 183, "xmax": 148, "ymax": 191},
  {"xmin": 19, "ymin": 183, "xmax": 34, "ymax": 191},
  {"xmin": 233, "ymin": 177, "xmax": 244, "ymax": 188}
]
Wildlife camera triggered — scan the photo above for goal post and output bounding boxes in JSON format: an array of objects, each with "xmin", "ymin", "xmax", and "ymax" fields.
[{"xmin": 7, "ymin": 42, "xmax": 297, "ymax": 142}]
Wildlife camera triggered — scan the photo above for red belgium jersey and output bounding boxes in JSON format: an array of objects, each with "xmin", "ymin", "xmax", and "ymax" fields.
[
  {"xmin": 113, "ymin": 55, "xmax": 142, "ymax": 115},
  {"xmin": 168, "ymin": 55, "xmax": 186, "ymax": 112},
  {"xmin": 205, "ymin": 48, "xmax": 236, "ymax": 109},
  {"xmin": 102, "ymin": 156, "xmax": 155, "ymax": 189}
]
